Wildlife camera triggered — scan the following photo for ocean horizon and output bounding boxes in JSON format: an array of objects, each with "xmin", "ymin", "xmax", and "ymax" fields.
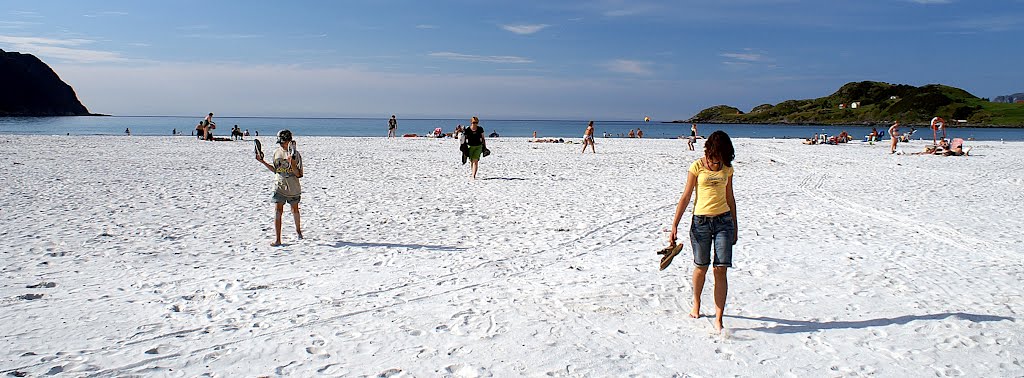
[{"xmin": 3, "ymin": 115, "xmax": 1024, "ymax": 141}]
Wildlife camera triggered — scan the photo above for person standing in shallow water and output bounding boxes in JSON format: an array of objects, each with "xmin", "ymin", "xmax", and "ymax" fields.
[
  {"xmin": 582, "ymin": 121, "xmax": 596, "ymax": 153},
  {"xmin": 256, "ymin": 129, "xmax": 304, "ymax": 246},
  {"xmin": 464, "ymin": 116, "xmax": 486, "ymax": 179},
  {"xmin": 669, "ymin": 130, "xmax": 738, "ymax": 332}
]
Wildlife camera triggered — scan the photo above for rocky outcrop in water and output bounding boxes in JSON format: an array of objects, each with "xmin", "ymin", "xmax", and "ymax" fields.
[{"xmin": 1, "ymin": 49, "xmax": 91, "ymax": 116}]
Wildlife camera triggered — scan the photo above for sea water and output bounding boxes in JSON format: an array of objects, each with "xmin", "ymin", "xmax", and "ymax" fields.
[{"xmin": 2, "ymin": 116, "xmax": 1023, "ymax": 141}]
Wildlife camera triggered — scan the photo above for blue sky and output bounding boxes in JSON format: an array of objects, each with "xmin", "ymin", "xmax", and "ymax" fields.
[{"xmin": 2, "ymin": 0, "xmax": 1022, "ymax": 119}]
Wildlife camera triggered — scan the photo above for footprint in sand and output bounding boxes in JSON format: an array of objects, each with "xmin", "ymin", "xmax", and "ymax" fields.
[
  {"xmin": 144, "ymin": 344, "xmax": 175, "ymax": 355},
  {"xmin": 377, "ymin": 368, "xmax": 403, "ymax": 377},
  {"xmin": 713, "ymin": 347, "xmax": 735, "ymax": 361},
  {"xmin": 445, "ymin": 364, "xmax": 483, "ymax": 378}
]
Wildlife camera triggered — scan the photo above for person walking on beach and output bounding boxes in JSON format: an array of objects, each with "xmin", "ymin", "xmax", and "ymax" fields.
[
  {"xmin": 125, "ymin": 128, "xmax": 131, "ymax": 136},
  {"xmin": 464, "ymin": 116, "xmax": 486, "ymax": 179},
  {"xmin": 688, "ymin": 123, "xmax": 698, "ymax": 151},
  {"xmin": 888, "ymin": 120, "xmax": 900, "ymax": 154},
  {"xmin": 388, "ymin": 115, "xmax": 398, "ymax": 138},
  {"xmin": 582, "ymin": 121, "xmax": 596, "ymax": 153},
  {"xmin": 256, "ymin": 129, "xmax": 304, "ymax": 246},
  {"xmin": 668, "ymin": 130, "xmax": 738, "ymax": 332},
  {"xmin": 637, "ymin": 128, "xmax": 644, "ymax": 138}
]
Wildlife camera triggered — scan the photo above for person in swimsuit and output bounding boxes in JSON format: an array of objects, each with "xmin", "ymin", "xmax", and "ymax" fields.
[
  {"xmin": 582, "ymin": 121, "xmax": 596, "ymax": 153},
  {"xmin": 888, "ymin": 120, "xmax": 900, "ymax": 154},
  {"xmin": 669, "ymin": 130, "xmax": 738, "ymax": 332},
  {"xmin": 688, "ymin": 123, "xmax": 698, "ymax": 151},
  {"xmin": 256, "ymin": 129, "xmax": 304, "ymax": 246}
]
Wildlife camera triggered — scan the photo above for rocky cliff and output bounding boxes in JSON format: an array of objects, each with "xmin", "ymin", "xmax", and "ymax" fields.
[
  {"xmin": 0, "ymin": 49, "xmax": 91, "ymax": 116},
  {"xmin": 993, "ymin": 93, "xmax": 1024, "ymax": 103}
]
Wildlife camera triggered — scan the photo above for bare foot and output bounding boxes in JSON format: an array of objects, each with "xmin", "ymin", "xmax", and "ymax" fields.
[
  {"xmin": 689, "ymin": 307, "xmax": 700, "ymax": 319},
  {"xmin": 714, "ymin": 318, "xmax": 724, "ymax": 332},
  {"xmin": 296, "ymin": 231, "xmax": 303, "ymax": 239},
  {"xmin": 271, "ymin": 241, "xmax": 282, "ymax": 247}
]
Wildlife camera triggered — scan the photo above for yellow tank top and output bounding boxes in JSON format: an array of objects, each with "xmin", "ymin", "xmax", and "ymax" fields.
[{"xmin": 689, "ymin": 159, "xmax": 733, "ymax": 216}]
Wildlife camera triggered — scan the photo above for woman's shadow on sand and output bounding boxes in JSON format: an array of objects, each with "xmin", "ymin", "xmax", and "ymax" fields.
[{"xmin": 731, "ymin": 312, "xmax": 1012, "ymax": 334}]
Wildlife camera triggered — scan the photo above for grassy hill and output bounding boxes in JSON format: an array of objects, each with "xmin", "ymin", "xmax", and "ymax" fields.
[{"xmin": 683, "ymin": 81, "xmax": 1024, "ymax": 127}]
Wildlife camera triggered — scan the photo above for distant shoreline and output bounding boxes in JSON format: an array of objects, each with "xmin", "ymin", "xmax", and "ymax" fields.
[{"xmin": 663, "ymin": 120, "xmax": 1024, "ymax": 129}]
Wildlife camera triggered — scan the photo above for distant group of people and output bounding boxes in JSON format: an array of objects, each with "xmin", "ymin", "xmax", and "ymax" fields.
[
  {"xmin": 804, "ymin": 131, "xmax": 853, "ymax": 145},
  {"xmin": 911, "ymin": 138, "xmax": 968, "ymax": 156},
  {"xmin": 192, "ymin": 113, "xmax": 252, "ymax": 141},
  {"xmin": 799, "ymin": 117, "xmax": 967, "ymax": 156}
]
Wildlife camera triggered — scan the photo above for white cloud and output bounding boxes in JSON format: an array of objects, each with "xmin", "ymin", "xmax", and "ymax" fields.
[
  {"xmin": 415, "ymin": 24, "xmax": 438, "ymax": 29},
  {"xmin": 0, "ymin": 35, "xmax": 93, "ymax": 46},
  {"xmin": 720, "ymin": 52, "xmax": 764, "ymax": 62},
  {"xmin": 500, "ymin": 24, "xmax": 549, "ymax": 35},
  {"xmin": 83, "ymin": 11, "xmax": 129, "ymax": 18},
  {"xmin": 176, "ymin": 25, "xmax": 210, "ymax": 31},
  {"xmin": 428, "ymin": 51, "xmax": 533, "ymax": 64},
  {"xmin": 0, "ymin": 21, "xmax": 39, "ymax": 29},
  {"xmin": 0, "ymin": 34, "xmax": 128, "ymax": 63},
  {"xmin": 10, "ymin": 11, "xmax": 42, "ymax": 18},
  {"xmin": 182, "ymin": 33, "xmax": 262, "ymax": 39},
  {"xmin": 908, "ymin": 0, "xmax": 952, "ymax": 4},
  {"xmin": 602, "ymin": 59, "xmax": 653, "ymax": 75},
  {"xmin": 603, "ymin": 5, "xmax": 657, "ymax": 17},
  {"xmin": 953, "ymin": 15, "xmax": 1023, "ymax": 32}
]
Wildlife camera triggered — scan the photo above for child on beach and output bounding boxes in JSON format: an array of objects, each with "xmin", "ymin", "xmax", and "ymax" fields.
[
  {"xmin": 256, "ymin": 129, "xmax": 304, "ymax": 246},
  {"xmin": 668, "ymin": 130, "xmax": 738, "ymax": 332}
]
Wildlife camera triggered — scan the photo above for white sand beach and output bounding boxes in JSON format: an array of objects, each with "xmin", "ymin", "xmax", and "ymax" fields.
[{"xmin": 2, "ymin": 135, "xmax": 1022, "ymax": 377}]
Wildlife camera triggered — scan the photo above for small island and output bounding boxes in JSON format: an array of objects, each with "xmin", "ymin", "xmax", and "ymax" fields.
[
  {"xmin": 1, "ymin": 49, "xmax": 94, "ymax": 116},
  {"xmin": 678, "ymin": 81, "xmax": 1024, "ymax": 127}
]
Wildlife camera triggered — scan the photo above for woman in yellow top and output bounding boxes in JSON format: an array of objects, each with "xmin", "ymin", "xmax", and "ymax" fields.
[{"xmin": 669, "ymin": 130, "xmax": 737, "ymax": 332}]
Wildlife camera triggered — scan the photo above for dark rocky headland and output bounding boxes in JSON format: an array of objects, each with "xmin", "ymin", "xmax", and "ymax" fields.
[{"xmin": 1, "ymin": 49, "xmax": 93, "ymax": 116}]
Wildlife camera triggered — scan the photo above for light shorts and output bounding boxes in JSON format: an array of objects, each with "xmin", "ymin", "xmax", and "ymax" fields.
[
  {"xmin": 583, "ymin": 135, "xmax": 594, "ymax": 143},
  {"xmin": 690, "ymin": 211, "xmax": 734, "ymax": 267},
  {"xmin": 272, "ymin": 192, "xmax": 301, "ymax": 205}
]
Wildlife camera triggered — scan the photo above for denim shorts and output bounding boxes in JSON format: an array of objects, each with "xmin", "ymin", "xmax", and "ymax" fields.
[
  {"xmin": 690, "ymin": 211, "xmax": 735, "ymax": 267},
  {"xmin": 272, "ymin": 192, "xmax": 301, "ymax": 205}
]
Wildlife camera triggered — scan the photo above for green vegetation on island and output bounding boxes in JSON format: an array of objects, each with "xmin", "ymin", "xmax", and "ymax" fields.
[{"xmin": 681, "ymin": 81, "xmax": 1024, "ymax": 127}]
